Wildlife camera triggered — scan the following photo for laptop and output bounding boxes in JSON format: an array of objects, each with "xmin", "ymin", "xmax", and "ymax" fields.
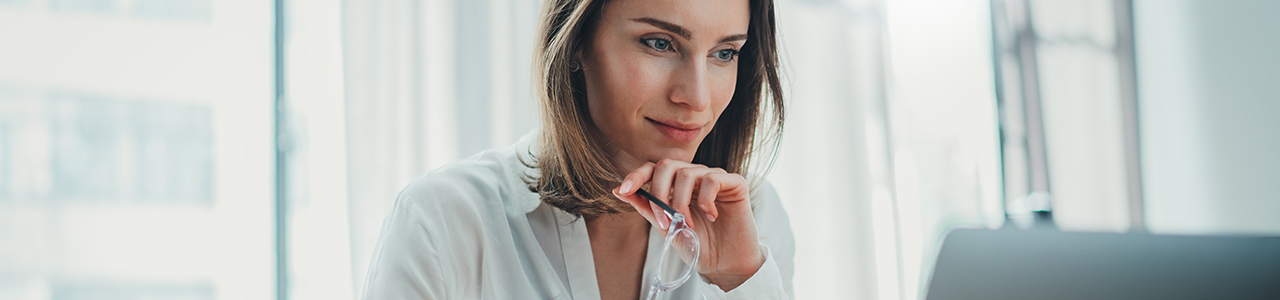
[{"xmin": 924, "ymin": 228, "xmax": 1280, "ymax": 300}]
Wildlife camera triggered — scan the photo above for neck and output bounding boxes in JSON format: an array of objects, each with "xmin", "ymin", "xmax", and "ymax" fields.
[
  {"xmin": 603, "ymin": 142, "xmax": 648, "ymax": 176},
  {"xmin": 585, "ymin": 211, "xmax": 651, "ymax": 247}
]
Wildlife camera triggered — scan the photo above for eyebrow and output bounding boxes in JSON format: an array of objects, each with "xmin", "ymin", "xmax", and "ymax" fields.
[
  {"xmin": 718, "ymin": 34, "xmax": 749, "ymax": 44},
  {"xmin": 632, "ymin": 17, "xmax": 748, "ymax": 44},
  {"xmin": 633, "ymin": 17, "xmax": 691, "ymax": 40}
]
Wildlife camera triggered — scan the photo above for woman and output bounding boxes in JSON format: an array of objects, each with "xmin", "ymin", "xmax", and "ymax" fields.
[{"xmin": 361, "ymin": 0, "xmax": 793, "ymax": 298}]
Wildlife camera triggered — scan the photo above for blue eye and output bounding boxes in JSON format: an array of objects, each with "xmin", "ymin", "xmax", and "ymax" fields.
[
  {"xmin": 643, "ymin": 38, "xmax": 673, "ymax": 52},
  {"xmin": 714, "ymin": 49, "xmax": 738, "ymax": 62}
]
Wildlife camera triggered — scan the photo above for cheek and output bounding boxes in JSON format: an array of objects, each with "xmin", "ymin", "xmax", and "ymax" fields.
[
  {"xmin": 614, "ymin": 61, "xmax": 660, "ymax": 109},
  {"xmin": 710, "ymin": 65, "xmax": 739, "ymax": 115},
  {"xmin": 588, "ymin": 53, "xmax": 665, "ymax": 133},
  {"xmin": 607, "ymin": 57, "xmax": 669, "ymax": 115}
]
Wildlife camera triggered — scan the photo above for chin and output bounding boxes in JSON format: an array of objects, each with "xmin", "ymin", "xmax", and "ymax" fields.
[{"xmin": 647, "ymin": 147, "xmax": 697, "ymax": 163}]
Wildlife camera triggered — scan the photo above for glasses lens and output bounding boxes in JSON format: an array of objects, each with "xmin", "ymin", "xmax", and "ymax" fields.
[{"xmin": 657, "ymin": 227, "xmax": 699, "ymax": 287}]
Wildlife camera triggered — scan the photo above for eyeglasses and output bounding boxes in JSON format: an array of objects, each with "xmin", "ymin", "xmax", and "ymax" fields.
[{"xmin": 635, "ymin": 188, "xmax": 700, "ymax": 300}]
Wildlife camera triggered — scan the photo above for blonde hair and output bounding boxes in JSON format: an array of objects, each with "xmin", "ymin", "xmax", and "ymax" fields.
[{"xmin": 528, "ymin": 0, "xmax": 785, "ymax": 218}]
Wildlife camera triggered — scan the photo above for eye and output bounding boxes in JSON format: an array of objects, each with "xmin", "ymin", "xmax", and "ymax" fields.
[
  {"xmin": 642, "ymin": 38, "xmax": 674, "ymax": 52},
  {"xmin": 713, "ymin": 49, "xmax": 739, "ymax": 62}
]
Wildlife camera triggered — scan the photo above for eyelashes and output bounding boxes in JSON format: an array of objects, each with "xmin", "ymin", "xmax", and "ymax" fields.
[
  {"xmin": 713, "ymin": 49, "xmax": 739, "ymax": 62},
  {"xmin": 642, "ymin": 37, "xmax": 675, "ymax": 52},
  {"xmin": 640, "ymin": 37, "xmax": 740, "ymax": 63}
]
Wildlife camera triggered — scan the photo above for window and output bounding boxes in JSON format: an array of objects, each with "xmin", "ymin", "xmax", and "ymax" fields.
[{"xmin": 0, "ymin": 1, "xmax": 277, "ymax": 299}]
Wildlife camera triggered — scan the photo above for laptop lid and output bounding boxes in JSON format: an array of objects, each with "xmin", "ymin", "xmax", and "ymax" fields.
[{"xmin": 925, "ymin": 228, "xmax": 1280, "ymax": 300}]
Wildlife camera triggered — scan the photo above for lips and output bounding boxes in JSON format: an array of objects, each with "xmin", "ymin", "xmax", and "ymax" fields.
[{"xmin": 646, "ymin": 117, "xmax": 703, "ymax": 143}]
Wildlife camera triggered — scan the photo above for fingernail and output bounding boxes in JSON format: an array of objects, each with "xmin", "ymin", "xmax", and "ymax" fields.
[
  {"xmin": 619, "ymin": 180, "xmax": 633, "ymax": 194},
  {"xmin": 706, "ymin": 213, "xmax": 716, "ymax": 222},
  {"xmin": 612, "ymin": 188, "xmax": 628, "ymax": 203},
  {"xmin": 658, "ymin": 212, "xmax": 670, "ymax": 230}
]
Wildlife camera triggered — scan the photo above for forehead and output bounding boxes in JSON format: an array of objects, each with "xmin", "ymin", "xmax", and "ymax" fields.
[{"xmin": 603, "ymin": 0, "xmax": 751, "ymax": 39}]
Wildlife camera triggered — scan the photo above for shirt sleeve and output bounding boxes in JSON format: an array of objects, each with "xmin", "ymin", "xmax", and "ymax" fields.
[
  {"xmin": 698, "ymin": 245, "xmax": 790, "ymax": 299},
  {"xmin": 697, "ymin": 180, "xmax": 797, "ymax": 299},
  {"xmin": 361, "ymin": 192, "xmax": 450, "ymax": 300},
  {"xmin": 361, "ymin": 168, "xmax": 496, "ymax": 300}
]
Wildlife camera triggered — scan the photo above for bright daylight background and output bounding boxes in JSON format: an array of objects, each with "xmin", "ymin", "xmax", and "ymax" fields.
[{"xmin": 2, "ymin": 0, "xmax": 1278, "ymax": 299}]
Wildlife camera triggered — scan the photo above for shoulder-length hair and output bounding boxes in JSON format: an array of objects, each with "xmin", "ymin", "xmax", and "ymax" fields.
[{"xmin": 529, "ymin": 0, "xmax": 785, "ymax": 218}]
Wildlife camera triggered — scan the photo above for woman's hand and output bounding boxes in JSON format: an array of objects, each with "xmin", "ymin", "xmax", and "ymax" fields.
[{"xmin": 611, "ymin": 159, "xmax": 764, "ymax": 291}]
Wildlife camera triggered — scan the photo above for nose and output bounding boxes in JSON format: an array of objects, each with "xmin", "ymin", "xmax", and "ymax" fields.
[{"xmin": 668, "ymin": 57, "xmax": 712, "ymax": 112}]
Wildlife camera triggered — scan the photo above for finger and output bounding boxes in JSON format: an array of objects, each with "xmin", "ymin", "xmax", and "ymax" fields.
[
  {"xmin": 671, "ymin": 166, "xmax": 711, "ymax": 230},
  {"xmin": 697, "ymin": 169, "xmax": 730, "ymax": 222},
  {"xmin": 613, "ymin": 186, "xmax": 658, "ymax": 226},
  {"xmin": 647, "ymin": 158, "xmax": 687, "ymax": 208},
  {"xmin": 618, "ymin": 162, "xmax": 656, "ymax": 195},
  {"xmin": 652, "ymin": 200, "xmax": 670, "ymax": 232},
  {"xmin": 711, "ymin": 172, "xmax": 750, "ymax": 204},
  {"xmin": 618, "ymin": 186, "xmax": 672, "ymax": 232}
]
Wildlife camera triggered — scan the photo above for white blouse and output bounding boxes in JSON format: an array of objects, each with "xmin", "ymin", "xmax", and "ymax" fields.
[{"xmin": 361, "ymin": 131, "xmax": 795, "ymax": 299}]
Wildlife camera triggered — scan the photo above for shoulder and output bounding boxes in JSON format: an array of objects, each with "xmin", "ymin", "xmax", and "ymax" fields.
[
  {"xmin": 751, "ymin": 179, "xmax": 782, "ymax": 205},
  {"xmin": 363, "ymin": 134, "xmax": 544, "ymax": 299},
  {"xmin": 395, "ymin": 148, "xmax": 533, "ymax": 222},
  {"xmin": 397, "ymin": 132, "xmax": 542, "ymax": 218},
  {"xmin": 364, "ymin": 152, "xmax": 516, "ymax": 299},
  {"xmin": 750, "ymin": 179, "xmax": 787, "ymax": 222},
  {"xmin": 401, "ymin": 155, "xmax": 503, "ymax": 205},
  {"xmin": 749, "ymin": 179, "xmax": 793, "ymax": 256},
  {"xmin": 749, "ymin": 178, "xmax": 796, "ymax": 290}
]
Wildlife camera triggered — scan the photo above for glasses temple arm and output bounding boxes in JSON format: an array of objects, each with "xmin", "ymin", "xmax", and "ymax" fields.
[{"xmin": 634, "ymin": 188, "xmax": 678, "ymax": 215}]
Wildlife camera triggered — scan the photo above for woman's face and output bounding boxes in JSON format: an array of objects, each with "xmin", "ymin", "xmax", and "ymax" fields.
[{"xmin": 582, "ymin": 0, "xmax": 750, "ymax": 171}]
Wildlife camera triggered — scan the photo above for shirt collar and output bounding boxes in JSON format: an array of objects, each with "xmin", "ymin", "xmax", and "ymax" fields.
[{"xmin": 504, "ymin": 129, "xmax": 543, "ymax": 215}]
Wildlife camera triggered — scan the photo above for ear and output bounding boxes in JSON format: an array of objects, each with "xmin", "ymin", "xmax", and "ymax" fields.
[
  {"xmin": 569, "ymin": 48, "xmax": 592, "ymax": 73},
  {"xmin": 573, "ymin": 49, "xmax": 587, "ymax": 67}
]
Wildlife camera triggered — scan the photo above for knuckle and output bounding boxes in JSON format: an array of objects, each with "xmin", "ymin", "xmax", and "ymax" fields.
[
  {"xmin": 702, "ymin": 172, "xmax": 720, "ymax": 183},
  {"xmin": 657, "ymin": 158, "xmax": 677, "ymax": 168},
  {"xmin": 639, "ymin": 163, "xmax": 657, "ymax": 174},
  {"xmin": 675, "ymin": 168, "xmax": 694, "ymax": 182}
]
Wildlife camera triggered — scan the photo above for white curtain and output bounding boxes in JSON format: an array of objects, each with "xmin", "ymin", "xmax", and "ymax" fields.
[
  {"xmin": 235, "ymin": 1, "xmax": 1280, "ymax": 299},
  {"xmin": 336, "ymin": 0, "xmax": 1005, "ymax": 299},
  {"xmin": 341, "ymin": 0, "xmax": 541, "ymax": 297},
  {"xmin": 768, "ymin": 1, "xmax": 888, "ymax": 299}
]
